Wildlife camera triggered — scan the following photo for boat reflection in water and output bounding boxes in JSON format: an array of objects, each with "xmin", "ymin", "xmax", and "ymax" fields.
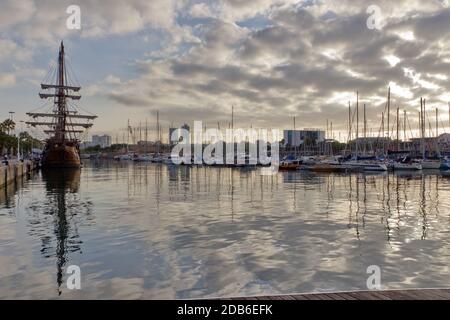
[{"xmin": 40, "ymin": 168, "xmax": 86, "ymax": 295}]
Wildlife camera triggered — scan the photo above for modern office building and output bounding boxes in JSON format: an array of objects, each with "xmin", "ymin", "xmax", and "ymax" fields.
[
  {"xmin": 283, "ymin": 129, "xmax": 325, "ymax": 146},
  {"xmin": 91, "ymin": 134, "xmax": 112, "ymax": 148}
]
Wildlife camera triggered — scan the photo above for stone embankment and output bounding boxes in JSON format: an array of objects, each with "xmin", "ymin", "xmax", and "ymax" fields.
[{"xmin": 0, "ymin": 160, "xmax": 37, "ymax": 188}]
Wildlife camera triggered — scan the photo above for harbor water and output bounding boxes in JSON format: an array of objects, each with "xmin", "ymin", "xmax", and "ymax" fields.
[{"xmin": 1, "ymin": 160, "xmax": 450, "ymax": 299}]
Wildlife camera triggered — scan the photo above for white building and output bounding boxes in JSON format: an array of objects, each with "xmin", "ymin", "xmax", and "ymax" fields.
[
  {"xmin": 283, "ymin": 129, "xmax": 325, "ymax": 146},
  {"xmin": 91, "ymin": 135, "xmax": 112, "ymax": 148}
]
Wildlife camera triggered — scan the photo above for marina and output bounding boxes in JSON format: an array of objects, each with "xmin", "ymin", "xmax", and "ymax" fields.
[
  {"xmin": 2, "ymin": 1, "xmax": 450, "ymax": 304},
  {"xmin": 85, "ymin": 87, "xmax": 450, "ymax": 175},
  {"xmin": 0, "ymin": 41, "xmax": 449, "ymax": 302}
]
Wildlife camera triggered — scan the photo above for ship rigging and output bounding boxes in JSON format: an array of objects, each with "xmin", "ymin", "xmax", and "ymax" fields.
[{"xmin": 26, "ymin": 41, "xmax": 97, "ymax": 168}]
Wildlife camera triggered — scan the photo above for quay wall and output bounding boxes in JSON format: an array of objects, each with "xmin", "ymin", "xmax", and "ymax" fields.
[{"xmin": 0, "ymin": 160, "xmax": 36, "ymax": 188}]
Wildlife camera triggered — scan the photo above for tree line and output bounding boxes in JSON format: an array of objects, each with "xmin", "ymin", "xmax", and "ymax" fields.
[{"xmin": 0, "ymin": 119, "xmax": 43, "ymax": 156}]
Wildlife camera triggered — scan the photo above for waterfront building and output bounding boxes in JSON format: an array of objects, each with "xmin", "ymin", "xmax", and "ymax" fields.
[
  {"xmin": 283, "ymin": 129, "xmax": 325, "ymax": 147},
  {"xmin": 92, "ymin": 135, "xmax": 112, "ymax": 148}
]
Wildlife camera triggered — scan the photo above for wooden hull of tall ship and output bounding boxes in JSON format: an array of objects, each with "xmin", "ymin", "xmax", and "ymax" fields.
[{"xmin": 41, "ymin": 142, "xmax": 81, "ymax": 168}]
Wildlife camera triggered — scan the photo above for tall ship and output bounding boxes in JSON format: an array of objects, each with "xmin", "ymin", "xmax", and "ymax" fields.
[{"xmin": 26, "ymin": 41, "xmax": 97, "ymax": 168}]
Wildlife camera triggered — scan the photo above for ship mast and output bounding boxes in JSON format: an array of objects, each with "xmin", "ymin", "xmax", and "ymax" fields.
[{"xmin": 57, "ymin": 41, "xmax": 66, "ymax": 142}]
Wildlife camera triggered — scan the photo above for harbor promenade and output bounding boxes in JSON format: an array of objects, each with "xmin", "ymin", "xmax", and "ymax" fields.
[
  {"xmin": 0, "ymin": 160, "xmax": 37, "ymax": 188},
  {"xmin": 224, "ymin": 289, "xmax": 450, "ymax": 300}
]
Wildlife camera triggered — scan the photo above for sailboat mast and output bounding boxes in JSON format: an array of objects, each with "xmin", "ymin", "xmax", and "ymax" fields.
[
  {"xmin": 57, "ymin": 42, "xmax": 66, "ymax": 142},
  {"xmin": 436, "ymin": 107, "xmax": 441, "ymax": 158},
  {"xmin": 381, "ymin": 111, "xmax": 384, "ymax": 155},
  {"xmin": 420, "ymin": 98, "xmax": 425, "ymax": 159},
  {"xmin": 294, "ymin": 116, "xmax": 296, "ymax": 156},
  {"xmin": 348, "ymin": 101, "xmax": 351, "ymax": 153},
  {"xmin": 387, "ymin": 87, "xmax": 390, "ymax": 141},
  {"xmin": 436, "ymin": 107, "xmax": 439, "ymax": 138},
  {"xmin": 396, "ymin": 107, "xmax": 400, "ymax": 151},
  {"xmin": 356, "ymin": 92, "xmax": 359, "ymax": 157},
  {"xmin": 156, "ymin": 110, "xmax": 160, "ymax": 155},
  {"xmin": 403, "ymin": 110, "xmax": 407, "ymax": 151},
  {"xmin": 363, "ymin": 103, "xmax": 366, "ymax": 155},
  {"xmin": 127, "ymin": 119, "xmax": 130, "ymax": 153},
  {"xmin": 330, "ymin": 121, "xmax": 333, "ymax": 140},
  {"xmin": 231, "ymin": 105, "xmax": 234, "ymax": 130},
  {"xmin": 145, "ymin": 118, "xmax": 148, "ymax": 153},
  {"xmin": 330, "ymin": 121, "xmax": 333, "ymax": 156}
]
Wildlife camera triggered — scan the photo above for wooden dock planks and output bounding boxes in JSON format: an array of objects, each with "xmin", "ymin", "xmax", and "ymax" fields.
[{"xmin": 226, "ymin": 289, "xmax": 450, "ymax": 300}]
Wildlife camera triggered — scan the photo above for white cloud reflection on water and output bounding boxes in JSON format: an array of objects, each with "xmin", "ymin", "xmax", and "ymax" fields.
[{"xmin": 0, "ymin": 162, "xmax": 450, "ymax": 299}]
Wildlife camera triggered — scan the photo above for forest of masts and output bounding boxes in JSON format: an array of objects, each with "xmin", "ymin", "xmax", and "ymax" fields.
[{"xmin": 107, "ymin": 89, "xmax": 450, "ymax": 157}]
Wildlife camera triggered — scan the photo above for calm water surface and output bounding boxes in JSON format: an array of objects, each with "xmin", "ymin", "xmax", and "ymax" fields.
[{"xmin": 1, "ymin": 161, "xmax": 450, "ymax": 299}]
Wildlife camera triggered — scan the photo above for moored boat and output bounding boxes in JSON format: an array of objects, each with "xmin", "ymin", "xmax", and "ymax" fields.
[
  {"xmin": 279, "ymin": 160, "xmax": 301, "ymax": 171},
  {"xmin": 114, "ymin": 154, "xmax": 133, "ymax": 161},
  {"xmin": 393, "ymin": 157, "xmax": 422, "ymax": 170},
  {"xmin": 133, "ymin": 154, "xmax": 153, "ymax": 162},
  {"xmin": 345, "ymin": 160, "xmax": 388, "ymax": 172},
  {"xmin": 26, "ymin": 42, "xmax": 97, "ymax": 168},
  {"xmin": 41, "ymin": 142, "xmax": 81, "ymax": 168},
  {"xmin": 279, "ymin": 156, "xmax": 301, "ymax": 171},
  {"xmin": 440, "ymin": 159, "xmax": 450, "ymax": 170},
  {"xmin": 300, "ymin": 156, "xmax": 317, "ymax": 166},
  {"xmin": 418, "ymin": 159, "xmax": 442, "ymax": 170},
  {"xmin": 309, "ymin": 163, "xmax": 352, "ymax": 173},
  {"xmin": 393, "ymin": 162, "xmax": 422, "ymax": 170}
]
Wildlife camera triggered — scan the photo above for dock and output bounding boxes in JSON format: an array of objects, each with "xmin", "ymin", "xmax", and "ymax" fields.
[
  {"xmin": 0, "ymin": 160, "xmax": 37, "ymax": 188},
  {"xmin": 223, "ymin": 289, "xmax": 450, "ymax": 300}
]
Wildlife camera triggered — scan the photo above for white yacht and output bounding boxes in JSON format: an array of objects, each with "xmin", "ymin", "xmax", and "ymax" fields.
[
  {"xmin": 418, "ymin": 159, "xmax": 442, "ymax": 170},
  {"xmin": 346, "ymin": 160, "xmax": 388, "ymax": 171}
]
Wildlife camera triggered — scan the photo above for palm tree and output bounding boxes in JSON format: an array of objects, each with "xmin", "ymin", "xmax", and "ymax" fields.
[{"xmin": 0, "ymin": 119, "xmax": 15, "ymax": 135}]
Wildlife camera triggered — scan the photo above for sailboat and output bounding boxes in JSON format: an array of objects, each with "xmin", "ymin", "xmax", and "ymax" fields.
[
  {"xmin": 343, "ymin": 92, "xmax": 388, "ymax": 172},
  {"xmin": 279, "ymin": 155, "xmax": 301, "ymax": 171},
  {"xmin": 420, "ymin": 159, "xmax": 442, "ymax": 169},
  {"xmin": 416, "ymin": 99, "xmax": 442, "ymax": 169},
  {"xmin": 393, "ymin": 156, "xmax": 422, "ymax": 170},
  {"xmin": 441, "ymin": 158, "xmax": 450, "ymax": 170},
  {"xmin": 26, "ymin": 41, "xmax": 97, "ymax": 168}
]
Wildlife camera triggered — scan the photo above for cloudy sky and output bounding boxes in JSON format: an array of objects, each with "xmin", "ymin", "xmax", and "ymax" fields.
[{"xmin": 1, "ymin": 0, "xmax": 450, "ymax": 142}]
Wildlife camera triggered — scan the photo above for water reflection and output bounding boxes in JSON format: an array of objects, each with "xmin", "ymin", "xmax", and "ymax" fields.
[
  {"xmin": 1, "ymin": 162, "xmax": 450, "ymax": 298},
  {"xmin": 39, "ymin": 169, "xmax": 82, "ymax": 295}
]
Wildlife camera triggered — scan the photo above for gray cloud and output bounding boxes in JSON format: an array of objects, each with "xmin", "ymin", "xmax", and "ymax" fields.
[{"xmin": 2, "ymin": 0, "xmax": 450, "ymax": 136}]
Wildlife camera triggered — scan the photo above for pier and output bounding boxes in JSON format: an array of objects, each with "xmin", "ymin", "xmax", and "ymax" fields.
[
  {"xmin": 224, "ymin": 289, "xmax": 450, "ymax": 300},
  {"xmin": 0, "ymin": 160, "xmax": 37, "ymax": 188}
]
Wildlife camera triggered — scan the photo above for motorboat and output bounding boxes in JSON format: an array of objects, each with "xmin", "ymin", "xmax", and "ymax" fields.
[
  {"xmin": 279, "ymin": 155, "xmax": 301, "ymax": 171},
  {"xmin": 133, "ymin": 154, "xmax": 153, "ymax": 162},
  {"xmin": 345, "ymin": 160, "xmax": 388, "ymax": 171},
  {"xmin": 418, "ymin": 159, "xmax": 442, "ymax": 170},
  {"xmin": 393, "ymin": 157, "xmax": 422, "ymax": 170},
  {"xmin": 113, "ymin": 154, "xmax": 133, "ymax": 161},
  {"xmin": 440, "ymin": 159, "xmax": 450, "ymax": 170}
]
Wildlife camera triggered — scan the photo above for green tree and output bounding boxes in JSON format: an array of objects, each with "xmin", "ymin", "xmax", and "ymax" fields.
[
  {"xmin": 0, "ymin": 119, "xmax": 16, "ymax": 135},
  {"xmin": 1, "ymin": 118, "xmax": 42, "ymax": 156}
]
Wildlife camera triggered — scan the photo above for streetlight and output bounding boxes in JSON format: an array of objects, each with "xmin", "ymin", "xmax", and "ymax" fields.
[{"xmin": 17, "ymin": 120, "xmax": 24, "ymax": 161}]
